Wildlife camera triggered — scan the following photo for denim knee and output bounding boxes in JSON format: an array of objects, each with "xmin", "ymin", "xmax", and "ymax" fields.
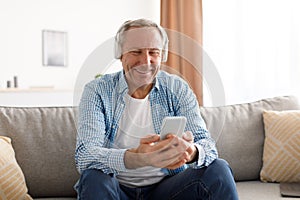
[
  {"xmin": 76, "ymin": 169, "xmax": 121, "ymax": 200},
  {"xmin": 208, "ymin": 159, "xmax": 233, "ymax": 176},
  {"xmin": 80, "ymin": 169, "xmax": 118, "ymax": 188},
  {"xmin": 202, "ymin": 158, "xmax": 238, "ymax": 200}
]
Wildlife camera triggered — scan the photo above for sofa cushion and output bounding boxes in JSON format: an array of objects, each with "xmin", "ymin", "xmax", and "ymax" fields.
[
  {"xmin": 260, "ymin": 110, "xmax": 300, "ymax": 183},
  {"xmin": 0, "ymin": 107, "xmax": 79, "ymax": 197},
  {"xmin": 200, "ymin": 96, "xmax": 300, "ymax": 181},
  {"xmin": 0, "ymin": 136, "xmax": 32, "ymax": 200}
]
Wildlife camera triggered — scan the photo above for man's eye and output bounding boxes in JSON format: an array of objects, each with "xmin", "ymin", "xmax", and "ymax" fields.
[
  {"xmin": 130, "ymin": 51, "xmax": 141, "ymax": 55},
  {"xmin": 149, "ymin": 51, "xmax": 161, "ymax": 56}
]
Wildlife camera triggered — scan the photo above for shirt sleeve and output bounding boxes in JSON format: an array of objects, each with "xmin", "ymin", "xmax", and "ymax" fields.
[
  {"xmin": 75, "ymin": 81, "xmax": 128, "ymax": 174},
  {"xmin": 173, "ymin": 78, "xmax": 218, "ymax": 168}
]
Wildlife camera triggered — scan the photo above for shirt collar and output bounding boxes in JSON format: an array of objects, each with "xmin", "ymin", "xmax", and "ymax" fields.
[{"xmin": 117, "ymin": 71, "xmax": 128, "ymax": 95}]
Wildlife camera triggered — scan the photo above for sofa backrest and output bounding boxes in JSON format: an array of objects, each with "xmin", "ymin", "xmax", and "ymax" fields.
[
  {"xmin": 0, "ymin": 106, "xmax": 79, "ymax": 198},
  {"xmin": 1, "ymin": 96, "xmax": 299, "ymax": 197},
  {"xmin": 200, "ymin": 96, "xmax": 300, "ymax": 181}
]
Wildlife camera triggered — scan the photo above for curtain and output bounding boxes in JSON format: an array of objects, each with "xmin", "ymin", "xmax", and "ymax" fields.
[{"xmin": 161, "ymin": 0, "xmax": 203, "ymax": 105}]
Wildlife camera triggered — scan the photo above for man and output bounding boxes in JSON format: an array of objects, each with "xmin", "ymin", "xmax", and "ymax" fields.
[{"xmin": 75, "ymin": 19, "xmax": 238, "ymax": 200}]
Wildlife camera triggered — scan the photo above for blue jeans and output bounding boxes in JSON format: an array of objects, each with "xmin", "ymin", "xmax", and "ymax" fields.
[{"xmin": 75, "ymin": 159, "xmax": 239, "ymax": 200}]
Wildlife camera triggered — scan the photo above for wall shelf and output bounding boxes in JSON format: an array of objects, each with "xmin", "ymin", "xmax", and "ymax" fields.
[
  {"xmin": 0, "ymin": 88, "xmax": 72, "ymax": 93},
  {"xmin": 0, "ymin": 88, "xmax": 74, "ymax": 107}
]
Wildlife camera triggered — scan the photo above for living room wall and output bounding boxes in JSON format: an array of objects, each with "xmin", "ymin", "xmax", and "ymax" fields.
[
  {"xmin": 0, "ymin": 0, "xmax": 160, "ymax": 90},
  {"xmin": 203, "ymin": 0, "xmax": 300, "ymax": 105}
]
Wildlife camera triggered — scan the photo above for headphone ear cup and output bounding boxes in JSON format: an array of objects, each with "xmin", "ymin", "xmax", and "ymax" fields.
[
  {"xmin": 114, "ymin": 35, "xmax": 121, "ymax": 59},
  {"xmin": 161, "ymin": 28, "xmax": 168, "ymax": 62},
  {"xmin": 161, "ymin": 41, "xmax": 168, "ymax": 62},
  {"xmin": 162, "ymin": 50, "xmax": 168, "ymax": 62}
]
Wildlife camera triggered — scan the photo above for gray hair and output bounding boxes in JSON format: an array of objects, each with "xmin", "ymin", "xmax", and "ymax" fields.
[{"xmin": 114, "ymin": 19, "xmax": 169, "ymax": 62}]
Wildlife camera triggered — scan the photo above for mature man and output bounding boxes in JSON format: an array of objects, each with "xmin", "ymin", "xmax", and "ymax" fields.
[{"xmin": 75, "ymin": 19, "xmax": 238, "ymax": 200}]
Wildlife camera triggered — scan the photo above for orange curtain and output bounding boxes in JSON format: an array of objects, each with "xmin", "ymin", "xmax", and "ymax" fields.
[{"xmin": 161, "ymin": 0, "xmax": 203, "ymax": 105}]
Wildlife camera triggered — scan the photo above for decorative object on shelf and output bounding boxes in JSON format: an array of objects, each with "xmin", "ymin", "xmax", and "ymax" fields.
[
  {"xmin": 13, "ymin": 76, "xmax": 18, "ymax": 88},
  {"xmin": 42, "ymin": 30, "xmax": 68, "ymax": 67},
  {"xmin": 6, "ymin": 80, "xmax": 11, "ymax": 88},
  {"xmin": 6, "ymin": 75, "xmax": 19, "ymax": 89}
]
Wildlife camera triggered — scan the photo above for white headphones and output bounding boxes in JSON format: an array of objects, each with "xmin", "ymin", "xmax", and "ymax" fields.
[{"xmin": 114, "ymin": 20, "xmax": 169, "ymax": 62}]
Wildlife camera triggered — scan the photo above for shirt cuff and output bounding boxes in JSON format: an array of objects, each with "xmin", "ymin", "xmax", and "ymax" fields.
[
  {"xmin": 188, "ymin": 144, "xmax": 205, "ymax": 168},
  {"xmin": 107, "ymin": 148, "xmax": 128, "ymax": 173}
]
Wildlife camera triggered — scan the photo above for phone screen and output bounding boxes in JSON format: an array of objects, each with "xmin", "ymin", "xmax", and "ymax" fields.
[{"xmin": 160, "ymin": 116, "xmax": 187, "ymax": 140}]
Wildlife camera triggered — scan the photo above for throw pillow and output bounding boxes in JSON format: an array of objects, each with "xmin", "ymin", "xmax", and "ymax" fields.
[
  {"xmin": 260, "ymin": 110, "xmax": 300, "ymax": 182},
  {"xmin": 0, "ymin": 136, "xmax": 32, "ymax": 200}
]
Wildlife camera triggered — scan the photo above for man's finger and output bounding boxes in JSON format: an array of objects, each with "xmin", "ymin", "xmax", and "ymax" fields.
[
  {"xmin": 182, "ymin": 131, "xmax": 194, "ymax": 142},
  {"xmin": 140, "ymin": 134, "xmax": 160, "ymax": 144}
]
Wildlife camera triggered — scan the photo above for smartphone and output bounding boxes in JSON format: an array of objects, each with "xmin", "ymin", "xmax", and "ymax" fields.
[{"xmin": 160, "ymin": 116, "xmax": 187, "ymax": 140}]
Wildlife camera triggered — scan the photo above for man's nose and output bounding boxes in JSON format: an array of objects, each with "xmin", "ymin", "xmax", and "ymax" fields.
[{"xmin": 140, "ymin": 52, "xmax": 152, "ymax": 65}]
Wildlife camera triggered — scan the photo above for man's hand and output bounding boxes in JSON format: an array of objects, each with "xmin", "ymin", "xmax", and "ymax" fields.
[
  {"xmin": 124, "ymin": 132, "xmax": 198, "ymax": 170},
  {"xmin": 164, "ymin": 131, "xmax": 198, "ymax": 169},
  {"xmin": 182, "ymin": 131, "xmax": 198, "ymax": 163}
]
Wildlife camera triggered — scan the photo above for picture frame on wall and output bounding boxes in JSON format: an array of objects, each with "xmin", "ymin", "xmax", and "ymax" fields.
[{"xmin": 42, "ymin": 30, "xmax": 67, "ymax": 67}]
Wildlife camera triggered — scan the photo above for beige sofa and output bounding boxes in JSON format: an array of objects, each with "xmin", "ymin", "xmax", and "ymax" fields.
[{"xmin": 0, "ymin": 96, "xmax": 299, "ymax": 199}]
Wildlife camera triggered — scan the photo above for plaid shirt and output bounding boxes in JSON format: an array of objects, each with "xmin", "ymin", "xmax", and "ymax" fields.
[{"xmin": 75, "ymin": 70, "xmax": 218, "ymax": 175}]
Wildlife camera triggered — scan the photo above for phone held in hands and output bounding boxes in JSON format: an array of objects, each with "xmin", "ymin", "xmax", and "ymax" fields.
[{"xmin": 160, "ymin": 116, "xmax": 187, "ymax": 140}]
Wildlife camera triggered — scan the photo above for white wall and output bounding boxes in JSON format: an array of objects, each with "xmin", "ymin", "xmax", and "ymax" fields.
[
  {"xmin": 0, "ymin": 0, "xmax": 160, "ymax": 90},
  {"xmin": 4, "ymin": 0, "xmax": 298, "ymax": 107},
  {"xmin": 203, "ymin": 0, "xmax": 300, "ymax": 106}
]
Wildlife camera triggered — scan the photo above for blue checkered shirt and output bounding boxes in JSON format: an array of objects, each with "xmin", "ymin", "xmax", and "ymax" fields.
[{"xmin": 75, "ymin": 70, "xmax": 218, "ymax": 175}]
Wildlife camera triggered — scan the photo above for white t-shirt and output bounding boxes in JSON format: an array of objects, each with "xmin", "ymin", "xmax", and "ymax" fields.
[{"xmin": 114, "ymin": 94, "xmax": 166, "ymax": 187}]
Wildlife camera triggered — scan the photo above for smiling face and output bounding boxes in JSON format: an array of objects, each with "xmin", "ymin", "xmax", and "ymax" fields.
[{"xmin": 120, "ymin": 27, "xmax": 163, "ymax": 97}]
